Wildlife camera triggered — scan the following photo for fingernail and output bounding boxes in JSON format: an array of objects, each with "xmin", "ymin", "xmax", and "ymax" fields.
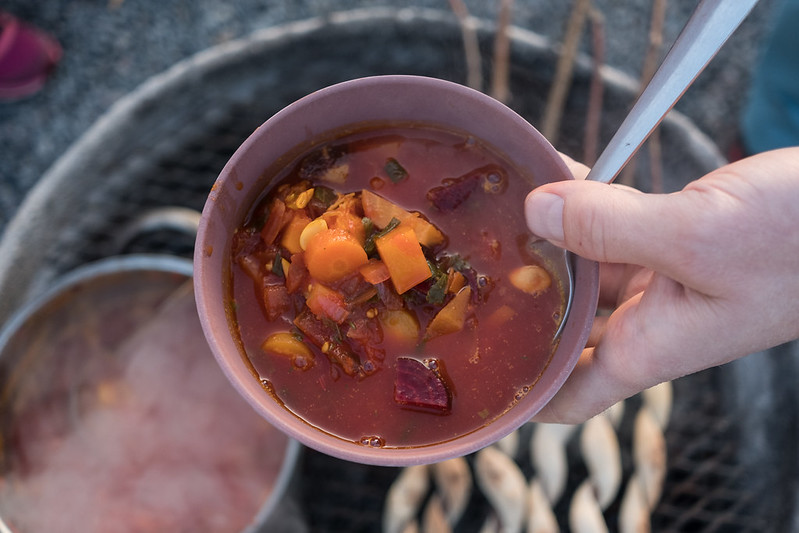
[{"xmin": 525, "ymin": 192, "xmax": 565, "ymax": 243}]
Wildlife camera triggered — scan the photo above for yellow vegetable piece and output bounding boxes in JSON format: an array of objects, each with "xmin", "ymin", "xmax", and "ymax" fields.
[
  {"xmin": 281, "ymin": 213, "xmax": 312, "ymax": 255},
  {"xmin": 262, "ymin": 332, "xmax": 314, "ymax": 359},
  {"xmin": 299, "ymin": 217, "xmax": 328, "ymax": 250},
  {"xmin": 380, "ymin": 309, "xmax": 421, "ymax": 347},
  {"xmin": 375, "ymin": 224, "xmax": 432, "ymax": 294},
  {"xmin": 286, "ymin": 187, "xmax": 315, "ymax": 210},
  {"xmin": 361, "ymin": 189, "xmax": 445, "ymax": 247},
  {"xmin": 509, "ymin": 265, "xmax": 552, "ymax": 295},
  {"xmin": 425, "ymin": 286, "xmax": 472, "ymax": 340}
]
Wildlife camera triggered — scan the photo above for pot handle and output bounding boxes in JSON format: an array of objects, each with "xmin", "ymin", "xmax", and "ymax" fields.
[{"xmin": 113, "ymin": 207, "xmax": 201, "ymax": 254}]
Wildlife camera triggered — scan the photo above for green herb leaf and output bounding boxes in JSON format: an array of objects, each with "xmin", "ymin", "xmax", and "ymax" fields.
[
  {"xmin": 377, "ymin": 217, "xmax": 402, "ymax": 237},
  {"xmin": 447, "ymin": 254, "xmax": 470, "ymax": 272},
  {"xmin": 313, "ymin": 186, "xmax": 338, "ymax": 208},
  {"xmin": 384, "ymin": 158, "xmax": 408, "ymax": 183},
  {"xmin": 426, "ymin": 274, "xmax": 448, "ymax": 305},
  {"xmin": 364, "ymin": 217, "xmax": 401, "ymax": 256}
]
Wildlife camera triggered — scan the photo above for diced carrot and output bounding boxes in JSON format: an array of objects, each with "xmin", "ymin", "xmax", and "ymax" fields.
[
  {"xmin": 304, "ymin": 228, "xmax": 369, "ymax": 283},
  {"xmin": 262, "ymin": 332, "xmax": 315, "ymax": 370},
  {"xmin": 424, "ymin": 286, "xmax": 472, "ymax": 340},
  {"xmin": 374, "ymin": 224, "xmax": 432, "ymax": 294},
  {"xmin": 281, "ymin": 212, "xmax": 311, "ymax": 255},
  {"xmin": 446, "ymin": 269, "xmax": 467, "ymax": 294},
  {"xmin": 322, "ymin": 209, "xmax": 366, "ymax": 245},
  {"xmin": 306, "ymin": 282, "xmax": 350, "ymax": 323},
  {"xmin": 361, "ymin": 189, "xmax": 445, "ymax": 248},
  {"xmin": 359, "ymin": 259, "xmax": 391, "ymax": 285}
]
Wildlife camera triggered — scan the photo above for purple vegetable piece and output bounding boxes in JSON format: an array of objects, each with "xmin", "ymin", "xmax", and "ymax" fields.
[
  {"xmin": 426, "ymin": 173, "xmax": 480, "ymax": 213},
  {"xmin": 394, "ymin": 357, "xmax": 451, "ymax": 413}
]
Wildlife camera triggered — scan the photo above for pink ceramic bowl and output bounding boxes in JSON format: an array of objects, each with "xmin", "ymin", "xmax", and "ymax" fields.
[{"xmin": 194, "ymin": 75, "xmax": 599, "ymax": 466}]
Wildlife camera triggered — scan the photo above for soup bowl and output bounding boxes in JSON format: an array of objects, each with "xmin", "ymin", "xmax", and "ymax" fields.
[{"xmin": 194, "ymin": 75, "xmax": 599, "ymax": 466}]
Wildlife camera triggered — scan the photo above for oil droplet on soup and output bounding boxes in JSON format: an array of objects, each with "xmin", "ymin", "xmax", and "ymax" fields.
[{"xmin": 229, "ymin": 123, "xmax": 564, "ymax": 448}]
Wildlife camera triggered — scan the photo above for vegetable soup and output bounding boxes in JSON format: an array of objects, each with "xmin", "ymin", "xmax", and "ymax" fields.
[{"xmin": 228, "ymin": 123, "xmax": 564, "ymax": 448}]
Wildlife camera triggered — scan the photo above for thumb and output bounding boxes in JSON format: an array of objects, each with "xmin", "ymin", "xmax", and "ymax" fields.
[{"xmin": 524, "ymin": 180, "xmax": 681, "ymax": 272}]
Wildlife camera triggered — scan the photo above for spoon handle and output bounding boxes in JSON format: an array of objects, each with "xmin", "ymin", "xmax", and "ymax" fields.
[{"xmin": 586, "ymin": 0, "xmax": 760, "ymax": 185}]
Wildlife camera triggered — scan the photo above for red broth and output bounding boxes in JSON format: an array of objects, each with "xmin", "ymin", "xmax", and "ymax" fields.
[{"xmin": 229, "ymin": 124, "xmax": 563, "ymax": 448}]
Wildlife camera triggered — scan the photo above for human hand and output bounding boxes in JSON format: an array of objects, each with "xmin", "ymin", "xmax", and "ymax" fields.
[{"xmin": 524, "ymin": 147, "xmax": 799, "ymax": 424}]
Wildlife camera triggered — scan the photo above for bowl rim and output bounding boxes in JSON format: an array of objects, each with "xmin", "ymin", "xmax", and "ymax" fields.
[{"xmin": 194, "ymin": 74, "xmax": 599, "ymax": 466}]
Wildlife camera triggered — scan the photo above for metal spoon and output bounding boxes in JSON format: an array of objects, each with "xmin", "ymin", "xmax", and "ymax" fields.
[{"xmin": 552, "ymin": 0, "xmax": 760, "ymax": 340}]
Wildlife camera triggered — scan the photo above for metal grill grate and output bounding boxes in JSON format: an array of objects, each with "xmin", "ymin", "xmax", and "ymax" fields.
[{"xmin": 295, "ymin": 371, "xmax": 779, "ymax": 532}]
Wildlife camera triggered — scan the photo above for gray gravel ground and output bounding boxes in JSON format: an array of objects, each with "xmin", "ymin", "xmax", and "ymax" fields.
[{"xmin": 0, "ymin": 0, "xmax": 778, "ymax": 236}]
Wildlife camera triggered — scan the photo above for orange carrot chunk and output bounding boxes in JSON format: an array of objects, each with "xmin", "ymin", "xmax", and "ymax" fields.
[
  {"xmin": 322, "ymin": 209, "xmax": 366, "ymax": 245},
  {"xmin": 304, "ymin": 228, "xmax": 369, "ymax": 283},
  {"xmin": 375, "ymin": 224, "xmax": 432, "ymax": 294},
  {"xmin": 281, "ymin": 212, "xmax": 312, "ymax": 255},
  {"xmin": 359, "ymin": 259, "xmax": 391, "ymax": 285}
]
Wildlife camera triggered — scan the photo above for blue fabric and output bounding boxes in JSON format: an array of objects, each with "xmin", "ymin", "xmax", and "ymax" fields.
[{"xmin": 742, "ymin": 0, "xmax": 799, "ymax": 153}]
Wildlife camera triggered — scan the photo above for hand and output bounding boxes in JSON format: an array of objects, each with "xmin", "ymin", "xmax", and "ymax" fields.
[{"xmin": 524, "ymin": 147, "xmax": 799, "ymax": 424}]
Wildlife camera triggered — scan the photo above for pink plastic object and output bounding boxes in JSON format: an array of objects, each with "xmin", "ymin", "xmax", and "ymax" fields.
[
  {"xmin": 194, "ymin": 75, "xmax": 599, "ymax": 466},
  {"xmin": 0, "ymin": 12, "xmax": 62, "ymax": 100}
]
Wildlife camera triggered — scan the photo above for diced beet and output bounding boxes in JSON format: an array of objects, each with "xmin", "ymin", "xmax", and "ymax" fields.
[
  {"xmin": 426, "ymin": 170, "xmax": 481, "ymax": 213},
  {"xmin": 394, "ymin": 357, "xmax": 451, "ymax": 413},
  {"xmin": 426, "ymin": 165, "xmax": 506, "ymax": 213}
]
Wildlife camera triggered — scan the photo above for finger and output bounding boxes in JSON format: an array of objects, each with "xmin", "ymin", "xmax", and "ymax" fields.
[
  {"xmin": 533, "ymin": 294, "xmax": 657, "ymax": 424},
  {"xmin": 586, "ymin": 314, "xmax": 608, "ymax": 347},
  {"xmin": 524, "ymin": 180, "xmax": 692, "ymax": 281},
  {"xmin": 557, "ymin": 152, "xmax": 590, "ymax": 180},
  {"xmin": 534, "ymin": 274, "xmax": 738, "ymax": 424},
  {"xmin": 598, "ymin": 263, "xmax": 627, "ymax": 309}
]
